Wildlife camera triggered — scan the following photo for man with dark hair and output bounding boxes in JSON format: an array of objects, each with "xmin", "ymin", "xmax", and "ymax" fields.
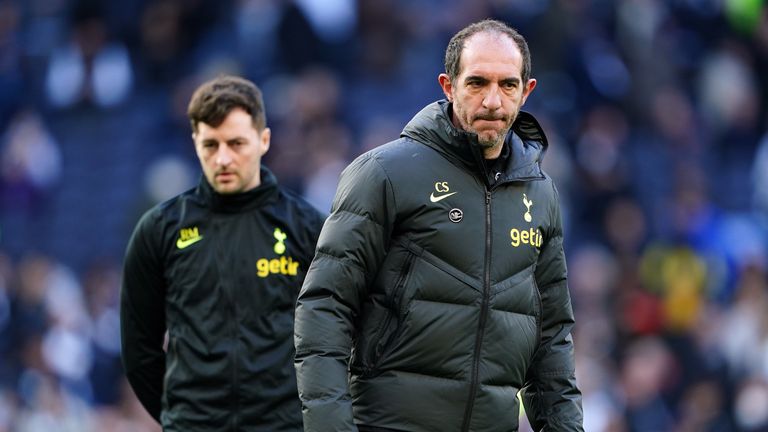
[
  {"xmin": 121, "ymin": 75, "xmax": 325, "ymax": 431},
  {"xmin": 295, "ymin": 19, "xmax": 583, "ymax": 431}
]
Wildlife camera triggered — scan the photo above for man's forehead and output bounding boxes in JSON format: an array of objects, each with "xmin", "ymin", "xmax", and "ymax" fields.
[
  {"xmin": 458, "ymin": 32, "xmax": 523, "ymax": 77},
  {"xmin": 463, "ymin": 31, "xmax": 521, "ymax": 59}
]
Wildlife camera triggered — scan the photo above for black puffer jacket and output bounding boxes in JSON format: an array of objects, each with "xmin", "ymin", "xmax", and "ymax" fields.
[
  {"xmin": 295, "ymin": 100, "xmax": 583, "ymax": 432},
  {"xmin": 121, "ymin": 167, "xmax": 325, "ymax": 431}
]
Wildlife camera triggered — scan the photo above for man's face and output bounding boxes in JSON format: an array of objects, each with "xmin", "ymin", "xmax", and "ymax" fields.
[
  {"xmin": 193, "ymin": 107, "xmax": 270, "ymax": 194},
  {"xmin": 439, "ymin": 32, "xmax": 536, "ymax": 157}
]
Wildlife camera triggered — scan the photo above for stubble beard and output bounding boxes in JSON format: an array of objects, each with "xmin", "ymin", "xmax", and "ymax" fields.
[
  {"xmin": 453, "ymin": 103, "xmax": 519, "ymax": 155},
  {"xmin": 467, "ymin": 108, "xmax": 519, "ymax": 152},
  {"xmin": 211, "ymin": 172, "xmax": 242, "ymax": 195},
  {"xmin": 476, "ymin": 126, "xmax": 510, "ymax": 150}
]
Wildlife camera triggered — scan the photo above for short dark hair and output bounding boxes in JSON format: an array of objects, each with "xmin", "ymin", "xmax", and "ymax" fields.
[
  {"xmin": 187, "ymin": 75, "xmax": 267, "ymax": 133},
  {"xmin": 444, "ymin": 19, "xmax": 532, "ymax": 84}
]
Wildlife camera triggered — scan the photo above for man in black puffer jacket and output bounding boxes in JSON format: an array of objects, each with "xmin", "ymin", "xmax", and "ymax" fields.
[{"xmin": 295, "ymin": 19, "xmax": 583, "ymax": 431}]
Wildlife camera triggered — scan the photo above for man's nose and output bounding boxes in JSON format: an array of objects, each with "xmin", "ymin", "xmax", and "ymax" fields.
[
  {"xmin": 216, "ymin": 146, "xmax": 233, "ymax": 166},
  {"xmin": 483, "ymin": 85, "xmax": 502, "ymax": 110}
]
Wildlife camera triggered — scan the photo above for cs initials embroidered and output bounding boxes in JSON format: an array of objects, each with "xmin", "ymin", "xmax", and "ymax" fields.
[{"xmin": 430, "ymin": 181, "xmax": 457, "ymax": 203}]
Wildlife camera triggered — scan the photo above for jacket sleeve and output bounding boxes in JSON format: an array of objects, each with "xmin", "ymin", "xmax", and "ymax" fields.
[
  {"xmin": 294, "ymin": 154, "xmax": 396, "ymax": 432},
  {"xmin": 522, "ymin": 182, "xmax": 583, "ymax": 431},
  {"xmin": 120, "ymin": 210, "xmax": 167, "ymax": 422},
  {"xmin": 299, "ymin": 205, "xmax": 329, "ymax": 270}
]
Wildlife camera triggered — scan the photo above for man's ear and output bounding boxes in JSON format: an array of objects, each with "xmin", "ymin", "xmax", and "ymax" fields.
[
  {"xmin": 521, "ymin": 78, "xmax": 537, "ymax": 105},
  {"xmin": 260, "ymin": 127, "xmax": 271, "ymax": 154},
  {"xmin": 438, "ymin": 73, "xmax": 453, "ymax": 102}
]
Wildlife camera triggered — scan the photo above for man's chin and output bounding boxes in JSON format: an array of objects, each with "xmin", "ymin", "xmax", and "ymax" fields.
[
  {"xmin": 477, "ymin": 133, "xmax": 504, "ymax": 149},
  {"xmin": 212, "ymin": 182, "xmax": 241, "ymax": 194},
  {"xmin": 476, "ymin": 126, "xmax": 512, "ymax": 147}
]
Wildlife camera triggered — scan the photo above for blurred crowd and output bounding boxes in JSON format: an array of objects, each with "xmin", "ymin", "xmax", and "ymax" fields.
[{"xmin": 0, "ymin": 0, "xmax": 767, "ymax": 431}]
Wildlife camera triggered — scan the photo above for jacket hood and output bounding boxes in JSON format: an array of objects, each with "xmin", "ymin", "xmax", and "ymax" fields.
[{"xmin": 400, "ymin": 100, "xmax": 548, "ymax": 182}]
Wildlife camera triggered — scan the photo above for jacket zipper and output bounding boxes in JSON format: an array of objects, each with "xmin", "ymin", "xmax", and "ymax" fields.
[
  {"xmin": 218, "ymin": 218, "xmax": 241, "ymax": 432},
  {"xmin": 231, "ymin": 299, "xmax": 241, "ymax": 431},
  {"xmin": 462, "ymin": 189, "xmax": 493, "ymax": 431}
]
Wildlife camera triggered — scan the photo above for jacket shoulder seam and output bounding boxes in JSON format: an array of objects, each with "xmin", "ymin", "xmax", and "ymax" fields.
[
  {"xmin": 332, "ymin": 208, "xmax": 385, "ymax": 231},
  {"xmin": 313, "ymin": 249, "xmax": 366, "ymax": 274},
  {"xmin": 366, "ymin": 152, "xmax": 399, "ymax": 218}
]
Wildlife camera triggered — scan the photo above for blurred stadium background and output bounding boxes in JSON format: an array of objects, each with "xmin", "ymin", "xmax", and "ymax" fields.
[{"xmin": 0, "ymin": 0, "xmax": 767, "ymax": 431}]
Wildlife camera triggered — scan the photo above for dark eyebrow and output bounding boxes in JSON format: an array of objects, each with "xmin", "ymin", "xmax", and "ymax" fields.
[
  {"xmin": 500, "ymin": 77, "xmax": 521, "ymax": 86},
  {"xmin": 464, "ymin": 75, "xmax": 488, "ymax": 84},
  {"xmin": 463, "ymin": 76, "xmax": 521, "ymax": 86}
]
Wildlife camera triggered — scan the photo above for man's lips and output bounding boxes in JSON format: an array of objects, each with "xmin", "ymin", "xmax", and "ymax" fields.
[
  {"xmin": 474, "ymin": 115, "xmax": 507, "ymax": 123},
  {"xmin": 473, "ymin": 118, "xmax": 506, "ymax": 129}
]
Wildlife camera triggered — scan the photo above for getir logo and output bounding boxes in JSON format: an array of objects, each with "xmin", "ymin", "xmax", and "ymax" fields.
[
  {"xmin": 256, "ymin": 228, "xmax": 299, "ymax": 277},
  {"xmin": 510, "ymin": 227, "xmax": 543, "ymax": 248},
  {"xmin": 256, "ymin": 256, "xmax": 299, "ymax": 278}
]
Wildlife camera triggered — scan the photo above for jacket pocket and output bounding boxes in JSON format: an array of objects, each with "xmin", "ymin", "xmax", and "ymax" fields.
[
  {"xmin": 531, "ymin": 277, "xmax": 543, "ymax": 357},
  {"xmin": 365, "ymin": 251, "xmax": 416, "ymax": 372},
  {"xmin": 163, "ymin": 334, "xmax": 179, "ymax": 405}
]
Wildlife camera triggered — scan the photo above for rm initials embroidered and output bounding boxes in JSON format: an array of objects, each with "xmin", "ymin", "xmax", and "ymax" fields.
[{"xmin": 176, "ymin": 227, "xmax": 203, "ymax": 249}]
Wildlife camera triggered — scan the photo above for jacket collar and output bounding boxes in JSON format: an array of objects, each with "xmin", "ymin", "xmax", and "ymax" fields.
[
  {"xmin": 400, "ymin": 100, "xmax": 548, "ymax": 183},
  {"xmin": 197, "ymin": 165, "xmax": 279, "ymax": 213}
]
